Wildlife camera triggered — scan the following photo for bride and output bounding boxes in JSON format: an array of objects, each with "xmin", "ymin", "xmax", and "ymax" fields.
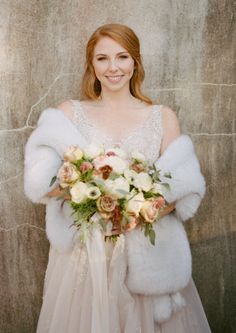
[{"xmin": 24, "ymin": 23, "xmax": 211, "ymax": 332}]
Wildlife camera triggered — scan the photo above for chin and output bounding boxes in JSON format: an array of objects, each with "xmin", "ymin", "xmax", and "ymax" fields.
[{"xmin": 101, "ymin": 80, "xmax": 131, "ymax": 92}]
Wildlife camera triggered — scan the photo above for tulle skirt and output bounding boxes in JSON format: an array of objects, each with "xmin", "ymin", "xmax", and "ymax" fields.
[{"xmin": 37, "ymin": 230, "xmax": 211, "ymax": 333}]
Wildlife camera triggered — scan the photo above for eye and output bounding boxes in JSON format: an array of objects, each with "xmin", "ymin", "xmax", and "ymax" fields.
[
  {"xmin": 97, "ymin": 57, "xmax": 106, "ymax": 61},
  {"xmin": 120, "ymin": 55, "xmax": 128, "ymax": 59}
]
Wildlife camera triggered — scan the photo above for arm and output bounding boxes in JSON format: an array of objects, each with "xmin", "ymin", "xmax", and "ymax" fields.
[
  {"xmin": 158, "ymin": 106, "xmax": 181, "ymax": 216},
  {"xmin": 160, "ymin": 106, "xmax": 181, "ymax": 155}
]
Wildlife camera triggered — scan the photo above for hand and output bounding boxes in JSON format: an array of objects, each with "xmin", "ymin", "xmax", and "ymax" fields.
[
  {"xmin": 158, "ymin": 201, "xmax": 176, "ymax": 218},
  {"xmin": 47, "ymin": 186, "xmax": 70, "ymax": 199}
]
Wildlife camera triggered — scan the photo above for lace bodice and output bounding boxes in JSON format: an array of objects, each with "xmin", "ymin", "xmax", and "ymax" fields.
[{"xmin": 70, "ymin": 100, "xmax": 163, "ymax": 163}]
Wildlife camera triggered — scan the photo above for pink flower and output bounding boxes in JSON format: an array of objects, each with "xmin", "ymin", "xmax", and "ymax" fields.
[
  {"xmin": 99, "ymin": 165, "xmax": 113, "ymax": 179},
  {"xmin": 106, "ymin": 151, "xmax": 116, "ymax": 156},
  {"xmin": 79, "ymin": 161, "xmax": 93, "ymax": 173},
  {"xmin": 130, "ymin": 162, "xmax": 145, "ymax": 173}
]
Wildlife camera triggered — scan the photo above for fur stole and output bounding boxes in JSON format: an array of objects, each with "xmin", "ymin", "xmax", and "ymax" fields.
[{"xmin": 24, "ymin": 107, "xmax": 206, "ymax": 322}]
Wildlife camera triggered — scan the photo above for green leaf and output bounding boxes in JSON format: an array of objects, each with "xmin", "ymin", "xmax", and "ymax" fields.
[
  {"xmin": 80, "ymin": 169, "xmax": 93, "ymax": 182},
  {"xmin": 161, "ymin": 183, "xmax": 170, "ymax": 190},
  {"xmin": 149, "ymin": 229, "xmax": 156, "ymax": 246},
  {"xmin": 70, "ymin": 199, "xmax": 97, "ymax": 222},
  {"xmin": 144, "ymin": 223, "xmax": 149, "ymax": 237},
  {"xmin": 72, "ymin": 158, "xmax": 85, "ymax": 169},
  {"xmin": 164, "ymin": 172, "xmax": 172, "ymax": 179},
  {"xmin": 49, "ymin": 176, "xmax": 57, "ymax": 187},
  {"xmin": 98, "ymin": 218, "xmax": 106, "ymax": 231},
  {"xmin": 116, "ymin": 189, "xmax": 130, "ymax": 195},
  {"xmin": 109, "ymin": 172, "xmax": 120, "ymax": 180},
  {"xmin": 144, "ymin": 191, "xmax": 155, "ymax": 199},
  {"xmin": 109, "ymin": 235, "xmax": 119, "ymax": 244}
]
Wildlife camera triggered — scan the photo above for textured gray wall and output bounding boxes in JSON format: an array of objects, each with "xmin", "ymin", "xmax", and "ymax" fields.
[{"xmin": 1, "ymin": 1, "xmax": 235, "ymax": 332}]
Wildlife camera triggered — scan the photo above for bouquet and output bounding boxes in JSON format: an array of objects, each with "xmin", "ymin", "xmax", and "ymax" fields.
[{"xmin": 50, "ymin": 144, "xmax": 171, "ymax": 245}]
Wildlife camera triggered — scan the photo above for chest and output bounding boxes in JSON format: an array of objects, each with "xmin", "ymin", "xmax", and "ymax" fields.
[{"xmin": 71, "ymin": 100, "xmax": 163, "ymax": 163}]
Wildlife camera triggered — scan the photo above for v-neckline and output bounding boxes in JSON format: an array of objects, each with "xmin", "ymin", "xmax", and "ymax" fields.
[{"xmin": 71, "ymin": 100, "xmax": 158, "ymax": 146}]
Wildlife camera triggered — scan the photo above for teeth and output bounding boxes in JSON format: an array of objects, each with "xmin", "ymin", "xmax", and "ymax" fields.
[{"xmin": 106, "ymin": 75, "xmax": 123, "ymax": 82}]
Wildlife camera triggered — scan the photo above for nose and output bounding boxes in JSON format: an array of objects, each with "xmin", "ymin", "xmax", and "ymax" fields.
[{"xmin": 108, "ymin": 59, "xmax": 119, "ymax": 72}]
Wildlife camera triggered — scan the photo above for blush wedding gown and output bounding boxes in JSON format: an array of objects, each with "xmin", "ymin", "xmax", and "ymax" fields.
[{"xmin": 36, "ymin": 100, "xmax": 211, "ymax": 333}]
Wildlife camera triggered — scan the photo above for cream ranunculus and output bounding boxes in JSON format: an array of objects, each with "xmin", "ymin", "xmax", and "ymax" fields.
[
  {"xmin": 105, "ymin": 147, "xmax": 127, "ymax": 159},
  {"xmin": 86, "ymin": 186, "xmax": 101, "ymax": 200},
  {"xmin": 63, "ymin": 145, "xmax": 83, "ymax": 162},
  {"xmin": 109, "ymin": 156, "xmax": 128, "ymax": 174},
  {"xmin": 70, "ymin": 181, "xmax": 88, "ymax": 203},
  {"xmin": 83, "ymin": 143, "xmax": 104, "ymax": 159},
  {"xmin": 104, "ymin": 176, "xmax": 130, "ymax": 199},
  {"xmin": 133, "ymin": 172, "xmax": 152, "ymax": 192},
  {"xmin": 57, "ymin": 162, "xmax": 80, "ymax": 187},
  {"xmin": 102, "ymin": 178, "xmax": 113, "ymax": 193},
  {"xmin": 94, "ymin": 155, "xmax": 128, "ymax": 174},
  {"xmin": 131, "ymin": 150, "xmax": 146, "ymax": 162},
  {"xmin": 126, "ymin": 192, "xmax": 145, "ymax": 217},
  {"xmin": 112, "ymin": 176, "xmax": 130, "ymax": 198}
]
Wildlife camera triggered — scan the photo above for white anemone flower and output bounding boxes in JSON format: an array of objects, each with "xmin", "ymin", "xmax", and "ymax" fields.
[{"xmin": 86, "ymin": 186, "xmax": 101, "ymax": 200}]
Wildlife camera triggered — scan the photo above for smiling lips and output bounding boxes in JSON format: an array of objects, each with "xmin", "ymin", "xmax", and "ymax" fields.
[{"xmin": 106, "ymin": 75, "xmax": 124, "ymax": 83}]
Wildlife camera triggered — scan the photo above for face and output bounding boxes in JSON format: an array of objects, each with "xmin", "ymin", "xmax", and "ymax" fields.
[{"xmin": 92, "ymin": 37, "xmax": 135, "ymax": 92}]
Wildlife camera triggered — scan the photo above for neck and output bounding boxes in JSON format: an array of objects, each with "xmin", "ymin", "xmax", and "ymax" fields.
[{"xmin": 99, "ymin": 86, "xmax": 140, "ymax": 109}]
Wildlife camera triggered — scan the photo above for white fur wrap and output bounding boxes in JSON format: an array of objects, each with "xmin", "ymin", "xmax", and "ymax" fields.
[{"xmin": 24, "ymin": 108, "xmax": 206, "ymax": 322}]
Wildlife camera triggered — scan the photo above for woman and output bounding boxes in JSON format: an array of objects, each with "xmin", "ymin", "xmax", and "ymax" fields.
[{"xmin": 24, "ymin": 23, "xmax": 211, "ymax": 332}]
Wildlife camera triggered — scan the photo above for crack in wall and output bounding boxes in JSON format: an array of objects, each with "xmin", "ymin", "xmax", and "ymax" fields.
[
  {"xmin": 0, "ymin": 72, "xmax": 26, "ymax": 75},
  {"xmin": 26, "ymin": 72, "xmax": 79, "ymax": 127},
  {"xmin": 0, "ymin": 223, "xmax": 45, "ymax": 232},
  {"xmin": 151, "ymin": 82, "xmax": 236, "ymax": 91},
  {"xmin": 188, "ymin": 132, "xmax": 236, "ymax": 136},
  {"xmin": 0, "ymin": 72, "xmax": 235, "ymax": 133},
  {"xmin": 0, "ymin": 172, "xmax": 23, "ymax": 186}
]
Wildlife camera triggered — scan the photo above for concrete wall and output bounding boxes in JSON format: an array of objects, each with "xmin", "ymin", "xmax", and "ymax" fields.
[{"xmin": 1, "ymin": 1, "xmax": 235, "ymax": 332}]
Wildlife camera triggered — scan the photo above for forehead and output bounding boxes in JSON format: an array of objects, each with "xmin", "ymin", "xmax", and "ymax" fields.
[{"xmin": 94, "ymin": 37, "xmax": 128, "ymax": 55}]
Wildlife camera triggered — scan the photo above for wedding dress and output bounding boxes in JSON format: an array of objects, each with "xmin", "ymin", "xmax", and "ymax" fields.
[{"xmin": 35, "ymin": 100, "xmax": 211, "ymax": 333}]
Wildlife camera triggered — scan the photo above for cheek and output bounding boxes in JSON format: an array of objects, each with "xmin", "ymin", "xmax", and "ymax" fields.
[
  {"xmin": 123, "ymin": 60, "xmax": 135, "ymax": 73},
  {"xmin": 92, "ymin": 62, "xmax": 105, "ymax": 76},
  {"xmin": 93, "ymin": 60, "xmax": 110, "ymax": 72}
]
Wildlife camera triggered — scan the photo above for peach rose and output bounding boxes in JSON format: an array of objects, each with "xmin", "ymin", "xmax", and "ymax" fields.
[
  {"xmin": 97, "ymin": 195, "xmax": 117, "ymax": 213},
  {"xmin": 140, "ymin": 199, "xmax": 159, "ymax": 223},
  {"xmin": 57, "ymin": 162, "xmax": 80, "ymax": 187}
]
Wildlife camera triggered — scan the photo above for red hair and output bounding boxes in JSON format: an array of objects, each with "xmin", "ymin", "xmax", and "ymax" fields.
[{"xmin": 80, "ymin": 23, "xmax": 153, "ymax": 105}]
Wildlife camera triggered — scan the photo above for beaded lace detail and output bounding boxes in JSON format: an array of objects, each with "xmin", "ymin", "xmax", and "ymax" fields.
[{"xmin": 70, "ymin": 99, "xmax": 163, "ymax": 163}]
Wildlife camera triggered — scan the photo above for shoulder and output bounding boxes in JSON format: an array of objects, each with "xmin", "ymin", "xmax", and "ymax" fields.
[
  {"xmin": 160, "ymin": 106, "xmax": 181, "ymax": 155},
  {"xmin": 56, "ymin": 100, "xmax": 74, "ymax": 120},
  {"xmin": 161, "ymin": 106, "xmax": 180, "ymax": 129}
]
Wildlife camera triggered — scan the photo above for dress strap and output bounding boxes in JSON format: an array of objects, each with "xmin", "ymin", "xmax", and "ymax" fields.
[{"xmin": 69, "ymin": 99, "xmax": 83, "ymax": 123}]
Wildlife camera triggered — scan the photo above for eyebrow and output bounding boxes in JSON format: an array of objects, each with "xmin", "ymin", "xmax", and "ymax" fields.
[{"xmin": 95, "ymin": 51, "xmax": 129, "ymax": 57}]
